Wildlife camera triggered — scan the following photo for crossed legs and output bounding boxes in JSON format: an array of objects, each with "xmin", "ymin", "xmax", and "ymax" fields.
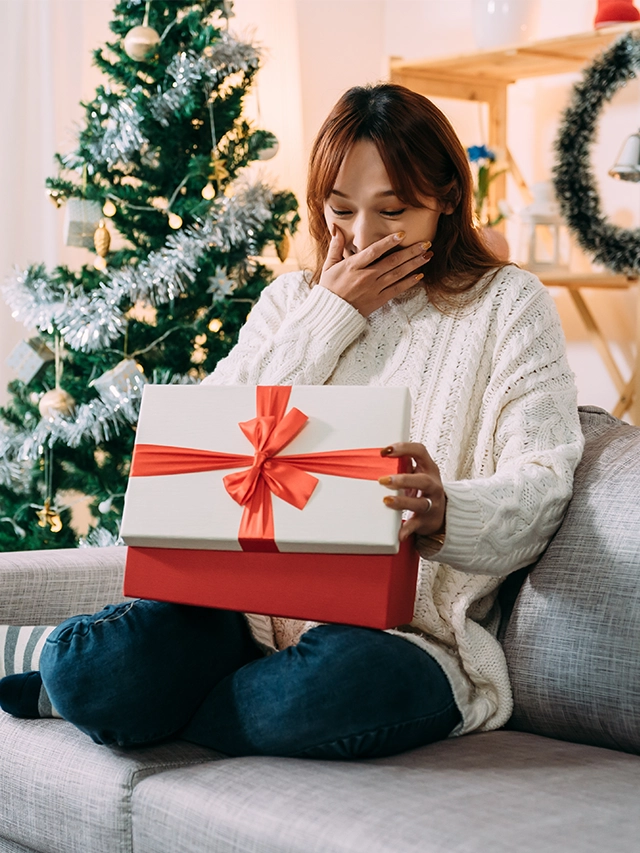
[{"xmin": 35, "ymin": 600, "xmax": 460, "ymax": 758}]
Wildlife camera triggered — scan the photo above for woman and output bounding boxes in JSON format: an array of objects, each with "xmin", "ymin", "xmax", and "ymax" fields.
[{"xmin": 0, "ymin": 84, "xmax": 583, "ymax": 758}]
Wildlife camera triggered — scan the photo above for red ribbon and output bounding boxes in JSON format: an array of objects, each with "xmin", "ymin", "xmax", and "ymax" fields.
[{"xmin": 130, "ymin": 386, "xmax": 399, "ymax": 552}]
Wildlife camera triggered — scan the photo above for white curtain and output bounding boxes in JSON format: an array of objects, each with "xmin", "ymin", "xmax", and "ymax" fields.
[{"xmin": 0, "ymin": 0, "xmax": 58, "ymax": 405}]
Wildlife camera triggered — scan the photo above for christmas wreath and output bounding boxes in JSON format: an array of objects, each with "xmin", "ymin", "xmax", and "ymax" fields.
[{"xmin": 553, "ymin": 31, "xmax": 640, "ymax": 274}]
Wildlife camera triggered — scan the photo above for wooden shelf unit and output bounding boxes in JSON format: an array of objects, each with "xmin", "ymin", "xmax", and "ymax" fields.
[
  {"xmin": 390, "ymin": 24, "xmax": 638, "ymax": 208},
  {"xmin": 390, "ymin": 25, "xmax": 640, "ymax": 422}
]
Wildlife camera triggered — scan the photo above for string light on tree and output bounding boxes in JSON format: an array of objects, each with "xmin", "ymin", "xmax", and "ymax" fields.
[
  {"xmin": 102, "ymin": 199, "xmax": 117, "ymax": 217},
  {"xmin": 46, "ymin": 188, "xmax": 64, "ymax": 208},
  {"xmin": 168, "ymin": 212, "xmax": 183, "ymax": 229}
]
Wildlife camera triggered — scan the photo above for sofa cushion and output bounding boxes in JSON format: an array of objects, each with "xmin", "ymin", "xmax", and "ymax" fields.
[
  {"xmin": 131, "ymin": 730, "xmax": 640, "ymax": 853},
  {"xmin": 503, "ymin": 406, "xmax": 640, "ymax": 753},
  {"xmin": 0, "ymin": 711, "xmax": 219, "ymax": 853}
]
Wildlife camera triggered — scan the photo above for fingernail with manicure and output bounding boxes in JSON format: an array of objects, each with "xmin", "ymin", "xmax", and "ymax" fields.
[
  {"xmin": 380, "ymin": 446, "xmax": 394, "ymax": 456},
  {"xmin": 383, "ymin": 496, "xmax": 395, "ymax": 506},
  {"xmin": 394, "ymin": 231, "xmax": 406, "ymax": 242},
  {"xmin": 379, "ymin": 476, "xmax": 393, "ymax": 485},
  {"xmin": 420, "ymin": 241, "xmax": 432, "ymax": 250},
  {"xmin": 414, "ymin": 273, "xmax": 424, "ymax": 281}
]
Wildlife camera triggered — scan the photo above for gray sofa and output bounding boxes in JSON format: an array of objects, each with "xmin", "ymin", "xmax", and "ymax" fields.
[{"xmin": 0, "ymin": 406, "xmax": 638, "ymax": 853}]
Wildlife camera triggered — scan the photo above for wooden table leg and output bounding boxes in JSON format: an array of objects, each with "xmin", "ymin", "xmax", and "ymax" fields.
[{"xmin": 568, "ymin": 290, "xmax": 626, "ymax": 395}]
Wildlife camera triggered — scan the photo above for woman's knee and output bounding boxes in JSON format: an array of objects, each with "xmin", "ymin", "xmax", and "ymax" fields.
[
  {"xmin": 40, "ymin": 600, "xmax": 258, "ymax": 746},
  {"xmin": 184, "ymin": 624, "xmax": 460, "ymax": 758}
]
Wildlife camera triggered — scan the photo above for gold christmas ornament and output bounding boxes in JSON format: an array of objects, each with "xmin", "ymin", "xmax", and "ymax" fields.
[
  {"xmin": 201, "ymin": 181, "xmax": 216, "ymax": 200},
  {"xmin": 47, "ymin": 188, "xmax": 64, "ymax": 208},
  {"xmin": 94, "ymin": 220, "xmax": 111, "ymax": 257},
  {"xmin": 36, "ymin": 499, "xmax": 63, "ymax": 533},
  {"xmin": 94, "ymin": 256, "xmax": 108, "ymax": 271},
  {"xmin": 168, "ymin": 212, "xmax": 183, "ymax": 229},
  {"xmin": 210, "ymin": 157, "xmax": 229, "ymax": 184},
  {"xmin": 38, "ymin": 388, "xmax": 76, "ymax": 419},
  {"xmin": 123, "ymin": 25, "xmax": 160, "ymax": 62},
  {"xmin": 102, "ymin": 199, "xmax": 117, "ymax": 217},
  {"xmin": 276, "ymin": 231, "xmax": 290, "ymax": 263}
]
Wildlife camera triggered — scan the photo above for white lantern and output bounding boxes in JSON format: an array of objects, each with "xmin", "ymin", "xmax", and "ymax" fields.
[
  {"xmin": 90, "ymin": 359, "xmax": 146, "ymax": 405},
  {"xmin": 63, "ymin": 199, "xmax": 103, "ymax": 249},
  {"xmin": 517, "ymin": 182, "xmax": 571, "ymax": 274}
]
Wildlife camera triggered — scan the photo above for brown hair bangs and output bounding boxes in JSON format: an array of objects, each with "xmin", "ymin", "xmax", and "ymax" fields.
[{"xmin": 306, "ymin": 84, "xmax": 507, "ymax": 310}]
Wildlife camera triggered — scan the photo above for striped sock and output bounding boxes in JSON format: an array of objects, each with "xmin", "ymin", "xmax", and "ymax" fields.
[{"xmin": 0, "ymin": 626, "xmax": 61, "ymax": 718}]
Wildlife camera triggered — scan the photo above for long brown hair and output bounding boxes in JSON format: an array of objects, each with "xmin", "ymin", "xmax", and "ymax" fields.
[{"xmin": 307, "ymin": 84, "xmax": 506, "ymax": 309}]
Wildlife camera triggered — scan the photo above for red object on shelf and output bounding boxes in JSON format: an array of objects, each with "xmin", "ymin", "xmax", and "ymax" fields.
[
  {"xmin": 124, "ymin": 539, "xmax": 419, "ymax": 630},
  {"xmin": 594, "ymin": 0, "xmax": 640, "ymax": 28}
]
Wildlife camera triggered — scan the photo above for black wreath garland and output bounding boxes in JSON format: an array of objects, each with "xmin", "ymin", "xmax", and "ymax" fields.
[{"xmin": 553, "ymin": 31, "xmax": 640, "ymax": 274}]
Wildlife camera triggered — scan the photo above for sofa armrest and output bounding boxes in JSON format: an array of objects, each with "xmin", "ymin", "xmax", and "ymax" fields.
[{"xmin": 0, "ymin": 546, "xmax": 127, "ymax": 625}]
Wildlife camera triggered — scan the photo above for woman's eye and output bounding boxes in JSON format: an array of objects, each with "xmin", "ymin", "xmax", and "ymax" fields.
[
  {"xmin": 381, "ymin": 209, "xmax": 406, "ymax": 217},
  {"xmin": 329, "ymin": 208, "xmax": 351, "ymax": 217}
]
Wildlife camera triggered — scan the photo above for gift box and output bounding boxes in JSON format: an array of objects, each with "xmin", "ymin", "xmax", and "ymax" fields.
[{"xmin": 121, "ymin": 385, "xmax": 419, "ymax": 628}]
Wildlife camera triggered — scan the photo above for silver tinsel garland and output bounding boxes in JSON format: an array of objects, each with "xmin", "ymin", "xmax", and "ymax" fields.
[
  {"xmin": 79, "ymin": 527, "xmax": 124, "ymax": 548},
  {"xmin": 3, "ymin": 181, "xmax": 273, "ymax": 352},
  {"xmin": 0, "ymin": 369, "xmax": 198, "ymax": 472},
  {"xmin": 553, "ymin": 32, "xmax": 640, "ymax": 274},
  {"xmin": 149, "ymin": 34, "xmax": 260, "ymax": 127},
  {"xmin": 88, "ymin": 90, "xmax": 150, "ymax": 169}
]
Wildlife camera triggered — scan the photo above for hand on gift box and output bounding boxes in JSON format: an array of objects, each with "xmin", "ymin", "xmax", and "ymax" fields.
[
  {"xmin": 379, "ymin": 443, "xmax": 446, "ymax": 541},
  {"xmin": 319, "ymin": 227, "xmax": 433, "ymax": 318}
]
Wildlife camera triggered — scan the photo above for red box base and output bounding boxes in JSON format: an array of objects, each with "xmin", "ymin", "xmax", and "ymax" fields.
[{"xmin": 124, "ymin": 541, "xmax": 419, "ymax": 630}]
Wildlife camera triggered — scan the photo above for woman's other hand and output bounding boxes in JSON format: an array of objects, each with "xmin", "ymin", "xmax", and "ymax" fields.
[
  {"xmin": 379, "ymin": 443, "xmax": 446, "ymax": 541},
  {"xmin": 319, "ymin": 227, "xmax": 433, "ymax": 318}
]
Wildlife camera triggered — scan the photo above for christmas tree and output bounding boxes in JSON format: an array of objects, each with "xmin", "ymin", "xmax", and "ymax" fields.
[{"xmin": 0, "ymin": 0, "xmax": 299, "ymax": 552}]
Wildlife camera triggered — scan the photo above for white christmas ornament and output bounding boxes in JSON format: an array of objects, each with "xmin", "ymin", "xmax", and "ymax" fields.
[
  {"xmin": 124, "ymin": 25, "xmax": 160, "ymax": 62},
  {"xmin": 258, "ymin": 139, "xmax": 279, "ymax": 161}
]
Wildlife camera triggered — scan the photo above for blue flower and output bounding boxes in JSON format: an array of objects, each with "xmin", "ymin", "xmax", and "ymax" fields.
[{"xmin": 466, "ymin": 144, "xmax": 495, "ymax": 163}]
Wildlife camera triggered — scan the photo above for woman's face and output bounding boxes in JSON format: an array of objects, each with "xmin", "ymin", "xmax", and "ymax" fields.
[{"xmin": 323, "ymin": 139, "xmax": 443, "ymax": 257}]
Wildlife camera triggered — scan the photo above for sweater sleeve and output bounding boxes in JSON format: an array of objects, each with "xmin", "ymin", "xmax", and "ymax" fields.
[
  {"xmin": 201, "ymin": 271, "xmax": 367, "ymax": 387},
  {"xmin": 418, "ymin": 273, "xmax": 584, "ymax": 576}
]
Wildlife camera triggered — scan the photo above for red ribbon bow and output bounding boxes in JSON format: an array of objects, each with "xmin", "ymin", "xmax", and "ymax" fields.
[{"xmin": 130, "ymin": 386, "xmax": 399, "ymax": 551}]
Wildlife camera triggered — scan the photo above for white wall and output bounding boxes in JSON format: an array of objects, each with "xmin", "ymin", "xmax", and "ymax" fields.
[{"xmin": 1, "ymin": 0, "xmax": 638, "ymax": 414}]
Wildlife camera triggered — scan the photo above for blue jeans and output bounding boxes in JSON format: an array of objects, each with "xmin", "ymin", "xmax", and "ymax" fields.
[{"xmin": 39, "ymin": 600, "xmax": 461, "ymax": 759}]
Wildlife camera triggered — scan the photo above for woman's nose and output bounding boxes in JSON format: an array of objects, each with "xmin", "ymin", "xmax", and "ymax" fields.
[{"xmin": 349, "ymin": 215, "xmax": 384, "ymax": 254}]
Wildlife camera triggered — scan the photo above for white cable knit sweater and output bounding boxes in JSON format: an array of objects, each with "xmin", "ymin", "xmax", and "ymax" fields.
[{"xmin": 202, "ymin": 265, "xmax": 584, "ymax": 735}]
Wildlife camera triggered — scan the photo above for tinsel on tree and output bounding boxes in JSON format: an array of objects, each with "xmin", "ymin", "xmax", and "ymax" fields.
[{"xmin": 0, "ymin": 0, "xmax": 299, "ymax": 552}]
